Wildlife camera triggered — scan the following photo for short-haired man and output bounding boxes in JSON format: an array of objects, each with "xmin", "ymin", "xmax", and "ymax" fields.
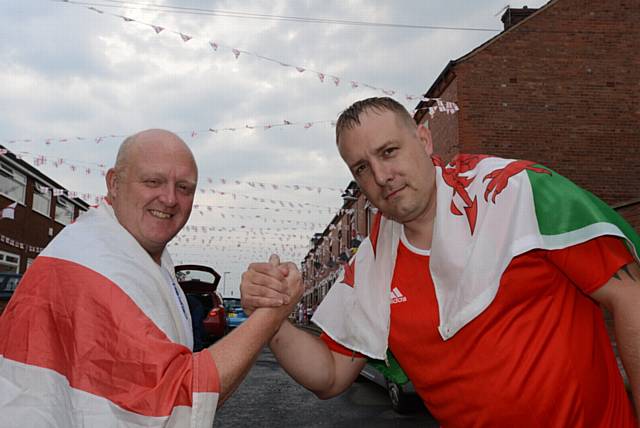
[
  {"xmin": 0, "ymin": 129, "xmax": 302, "ymax": 427},
  {"xmin": 241, "ymin": 98, "xmax": 640, "ymax": 427}
]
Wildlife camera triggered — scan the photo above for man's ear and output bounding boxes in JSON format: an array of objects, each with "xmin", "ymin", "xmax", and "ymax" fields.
[
  {"xmin": 106, "ymin": 168, "xmax": 118, "ymax": 199},
  {"xmin": 417, "ymin": 124, "xmax": 433, "ymax": 156}
]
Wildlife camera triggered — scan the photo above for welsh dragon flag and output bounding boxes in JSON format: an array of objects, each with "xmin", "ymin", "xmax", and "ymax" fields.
[{"xmin": 312, "ymin": 155, "xmax": 640, "ymax": 374}]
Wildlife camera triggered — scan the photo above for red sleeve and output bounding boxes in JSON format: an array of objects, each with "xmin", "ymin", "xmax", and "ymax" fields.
[
  {"xmin": 320, "ymin": 332, "xmax": 365, "ymax": 358},
  {"xmin": 545, "ymin": 235, "xmax": 634, "ymax": 294}
]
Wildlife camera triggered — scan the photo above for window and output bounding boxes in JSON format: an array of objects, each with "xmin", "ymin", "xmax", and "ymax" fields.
[
  {"xmin": 0, "ymin": 274, "xmax": 21, "ymax": 293},
  {"xmin": 0, "ymin": 162, "xmax": 26, "ymax": 204},
  {"xmin": 33, "ymin": 183, "xmax": 51, "ymax": 217},
  {"xmin": 55, "ymin": 198, "xmax": 74, "ymax": 225},
  {"xmin": 0, "ymin": 251, "xmax": 20, "ymax": 273}
]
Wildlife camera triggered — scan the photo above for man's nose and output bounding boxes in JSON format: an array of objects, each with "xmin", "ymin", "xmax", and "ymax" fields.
[
  {"xmin": 159, "ymin": 184, "xmax": 178, "ymax": 206},
  {"xmin": 371, "ymin": 162, "xmax": 392, "ymax": 186}
]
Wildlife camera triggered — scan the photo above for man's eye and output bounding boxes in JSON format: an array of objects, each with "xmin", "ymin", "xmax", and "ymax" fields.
[
  {"xmin": 383, "ymin": 147, "xmax": 397, "ymax": 157},
  {"xmin": 144, "ymin": 179, "xmax": 160, "ymax": 187},
  {"xmin": 354, "ymin": 165, "xmax": 367, "ymax": 175},
  {"xmin": 178, "ymin": 184, "xmax": 193, "ymax": 194}
]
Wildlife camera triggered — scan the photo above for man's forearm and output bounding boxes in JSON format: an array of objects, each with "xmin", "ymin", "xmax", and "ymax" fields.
[
  {"xmin": 609, "ymin": 263, "xmax": 640, "ymax": 417},
  {"xmin": 269, "ymin": 321, "xmax": 364, "ymax": 398},
  {"xmin": 612, "ymin": 301, "xmax": 640, "ymax": 416},
  {"xmin": 592, "ymin": 262, "xmax": 640, "ymax": 418},
  {"xmin": 207, "ymin": 308, "xmax": 289, "ymax": 404}
]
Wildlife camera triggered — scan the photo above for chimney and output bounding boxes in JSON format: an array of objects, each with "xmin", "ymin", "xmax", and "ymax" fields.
[{"xmin": 501, "ymin": 6, "xmax": 538, "ymax": 30}]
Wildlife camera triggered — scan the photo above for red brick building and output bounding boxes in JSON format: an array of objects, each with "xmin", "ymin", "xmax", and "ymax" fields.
[
  {"xmin": 415, "ymin": 0, "xmax": 640, "ymax": 230},
  {"xmin": 0, "ymin": 146, "xmax": 89, "ymax": 274}
]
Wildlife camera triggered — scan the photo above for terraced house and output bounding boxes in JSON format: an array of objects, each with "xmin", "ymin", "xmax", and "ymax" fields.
[{"xmin": 0, "ymin": 145, "xmax": 89, "ymax": 275}]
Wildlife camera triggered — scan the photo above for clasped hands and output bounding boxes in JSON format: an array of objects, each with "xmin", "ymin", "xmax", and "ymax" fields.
[{"xmin": 240, "ymin": 254, "xmax": 303, "ymax": 318}]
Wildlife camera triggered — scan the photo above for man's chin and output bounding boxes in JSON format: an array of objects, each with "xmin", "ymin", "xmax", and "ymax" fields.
[
  {"xmin": 143, "ymin": 233, "xmax": 178, "ymax": 251},
  {"xmin": 379, "ymin": 211, "xmax": 404, "ymax": 223},
  {"xmin": 383, "ymin": 209, "xmax": 416, "ymax": 224}
]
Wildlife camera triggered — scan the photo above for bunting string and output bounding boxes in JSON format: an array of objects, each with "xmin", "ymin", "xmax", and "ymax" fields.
[
  {"xmin": 179, "ymin": 225, "xmax": 315, "ymax": 232},
  {"xmin": 1, "ymin": 149, "xmax": 348, "ymax": 195},
  {"xmin": 1, "ymin": 119, "xmax": 340, "ymax": 147},
  {"xmin": 60, "ymin": 1, "xmax": 459, "ymax": 106},
  {"xmin": 0, "ymin": 234, "xmax": 44, "ymax": 254},
  {"xmin": 174, "ymin": 241, "xmax": 309, "ymax": 251},
  {"xmin": 0, "ymin": 97, "xmax": 458, "ymax": 148},
  {"xmin": 22, "ymin": 180, "xmax": 346, "ymax": 213},
  {"xmin": 175, "ymin": 225, "xmax": 349, "ymax": 241},
  {"xmin": 172, "ymin": 244, "xmax": 308, "ymax": 263},
  {"xmin": 175, "ymin": 233, "xmax": 311, "ymax": 242},
  {"xmin": 195, "ymin": 189, "xmax": 336, "ymax": 209},
  {"xmin": 4, "ymin": 180, "xmax": 347, "ymax": 215}
]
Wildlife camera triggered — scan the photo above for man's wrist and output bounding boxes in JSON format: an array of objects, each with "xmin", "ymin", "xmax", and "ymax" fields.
[
  {"xmin": 252, "ymin": 307, "xmax": 289, "ymax": 330},
  {"xmin": 268, "ymin": 318, "xmax": 291, "ymax": 346}
]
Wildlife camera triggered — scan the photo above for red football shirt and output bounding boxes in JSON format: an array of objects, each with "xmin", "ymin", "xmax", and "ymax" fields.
[{"xmin": 322, "ymin": 235, "xmax": 636, "ymax": 427}]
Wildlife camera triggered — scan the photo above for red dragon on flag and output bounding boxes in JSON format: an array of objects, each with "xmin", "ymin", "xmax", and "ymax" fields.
[{"xmin": 433, "ymin": 155, "xmax": 551, "ymax": 235}]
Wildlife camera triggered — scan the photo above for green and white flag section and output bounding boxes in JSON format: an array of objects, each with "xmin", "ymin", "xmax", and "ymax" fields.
[
  {"xmin": 312, "ymin": 155, "xmax": 640, "ymax": 361},
  {"xmin": 0, "ymin": 202, "xmax": 220, "ymax": 427}
]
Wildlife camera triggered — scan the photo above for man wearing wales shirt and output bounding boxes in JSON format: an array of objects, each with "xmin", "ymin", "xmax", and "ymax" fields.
[{"xmin": 241, "ymin": 97, "xmax": 640, "ymax": 427}]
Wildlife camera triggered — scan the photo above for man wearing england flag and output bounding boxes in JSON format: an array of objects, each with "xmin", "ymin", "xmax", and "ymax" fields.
[
  {"xmin": 0, "ymin": 129, "xmax": 302, "ymax": 427},
  {"xmin": 241, "ymin": 97, "xmax": 640, "ymax": 427}
]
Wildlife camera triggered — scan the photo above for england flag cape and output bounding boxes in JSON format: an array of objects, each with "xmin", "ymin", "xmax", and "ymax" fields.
[
  {"xmin": 0, "ymin": 202, "xmax": 220, "ymax": 427},
  {"xmin": 312, "ymin": 155, "xmax": 640, "ymax": 361}
]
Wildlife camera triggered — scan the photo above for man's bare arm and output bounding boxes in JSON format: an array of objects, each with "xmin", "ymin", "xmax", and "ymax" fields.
[
  {"xmin": 269, "ymin": 321, "xmax": 366, "ymax": 399},
  {"xmin": 241, "ymin": 258, "xmax": 365, "ymax": 399},
  {"xmin": 591, "ymin": 261, "xmax": 640, "ymax": 415},
  {"xmin": 209, "ymin": 255, "xmax": 303, "ymax": 405},
  {"xmin": 207, "ymin": 306, "xmax": 295, "ymax": 405}
]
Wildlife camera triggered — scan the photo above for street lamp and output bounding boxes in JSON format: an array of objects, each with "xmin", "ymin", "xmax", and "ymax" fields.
[{"xmin": 222, "ymin": 271, "xmax": 231, "ymax": 296}]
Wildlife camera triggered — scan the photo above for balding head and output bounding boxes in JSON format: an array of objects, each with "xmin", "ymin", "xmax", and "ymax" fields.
[
  {"xmin": 106, "ymin": 129, "xmax": 198, "ymax": 264},
  {"xmin": 113, "ymin": 129, "xmax": 197, "ymax": 180}
]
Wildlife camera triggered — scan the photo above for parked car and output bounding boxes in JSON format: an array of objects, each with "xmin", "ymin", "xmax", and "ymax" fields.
[
  {"xmin": 175, "ymin": 264, "xmax": 227, "ymax": 350},
  {"xmin": 359, "ymin": 362, "xmax": 420, "ymax": 414},
  {"xmin": 0, "ymin": 272, "xmax": 22, "ymax": 315},
  {"xmin": 223, "ymin": 297, "xmax": 248, "ymax": 329}
]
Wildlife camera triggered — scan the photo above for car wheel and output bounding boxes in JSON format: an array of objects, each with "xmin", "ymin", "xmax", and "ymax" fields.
[{"xmin": 387, "ymin": 380, "xmax": 411, "ymax": 414}]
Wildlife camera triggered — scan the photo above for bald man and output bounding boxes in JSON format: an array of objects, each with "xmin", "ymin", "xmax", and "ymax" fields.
[{"xmin": 0, "ymin": 130, "xmax": 302, "ymax": 427}]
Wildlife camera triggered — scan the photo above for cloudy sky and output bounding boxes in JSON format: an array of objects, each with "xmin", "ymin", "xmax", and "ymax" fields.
[{"xmin": 1, "ymin": 0, "xmax": 548, "ymax": 295}]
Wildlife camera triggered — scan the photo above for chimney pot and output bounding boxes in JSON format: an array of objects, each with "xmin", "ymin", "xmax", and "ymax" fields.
[{"xmin": 501, "ymin": 6, "xmax": 538, "ymax": 30}]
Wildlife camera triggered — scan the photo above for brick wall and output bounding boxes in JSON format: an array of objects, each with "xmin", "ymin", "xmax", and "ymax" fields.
[
  {"xmin": 419, "ymin": 80, "xmax": 460, "ymax": 163},
  {"xmin": 0, "ymin": 176, "xmax": 66, "ymax": 272},
  {"xmin": 431, "ymin": 0, "xmax": 640, "ymax": 205},
  {"xmin": 615, "ymin": 199, "xmax": 640, "ymax": 234}
]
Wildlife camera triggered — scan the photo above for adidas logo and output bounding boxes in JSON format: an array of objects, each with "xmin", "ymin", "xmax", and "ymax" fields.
[{"xmin": 390, "ymin": 287, "xmax": 407, "ymax": 304}]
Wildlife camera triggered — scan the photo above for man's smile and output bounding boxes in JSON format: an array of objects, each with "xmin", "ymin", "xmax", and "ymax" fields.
[{"xmin": 148, "ymin": 209, "xmax": 173, "ymax": 219}]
